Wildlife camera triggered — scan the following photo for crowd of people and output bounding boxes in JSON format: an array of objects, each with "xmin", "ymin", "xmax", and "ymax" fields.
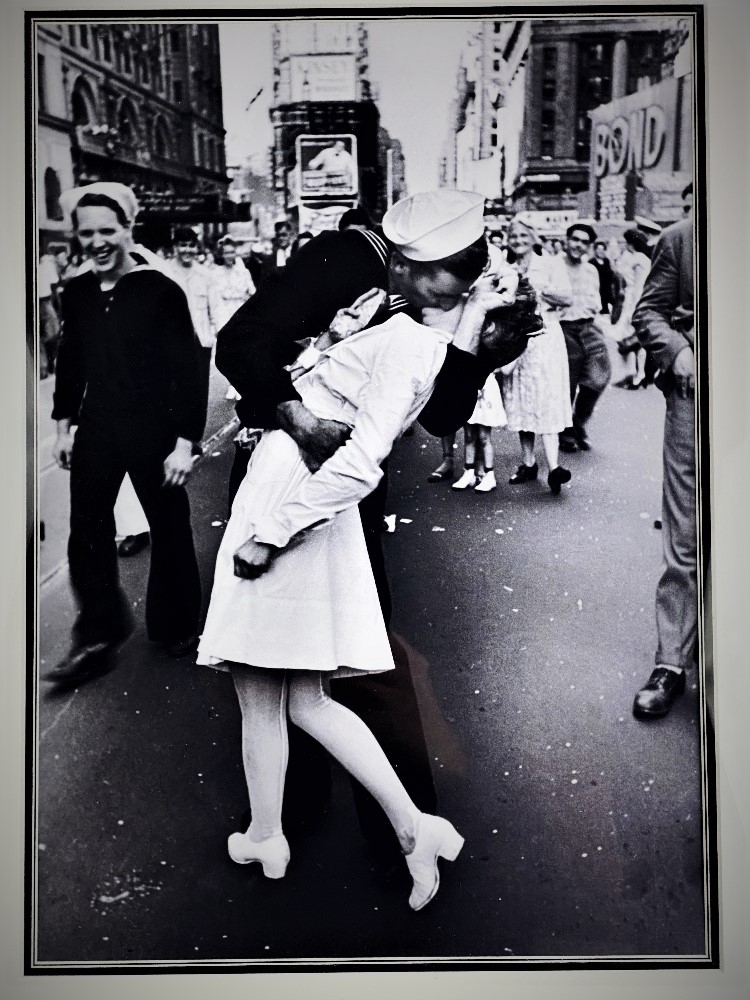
[{"xmin": 38, "ymin": 178, "xmax": 697, "ymax": 913}]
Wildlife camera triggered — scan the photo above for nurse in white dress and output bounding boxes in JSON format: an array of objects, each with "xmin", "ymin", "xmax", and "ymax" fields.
[{"xmin": 197, "ymin": 191, "xmax": 519, "ymax": 910}]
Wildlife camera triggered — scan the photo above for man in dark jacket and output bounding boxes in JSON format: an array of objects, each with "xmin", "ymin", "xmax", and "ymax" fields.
[
  {"xmin": 46, "ymin": 183, "xmax": 207, "ymax": 688},
  {"xmin": 631, "ymin": 218, "xmax": 696, "ymax": 719},
  {"xmin": 216, "ymin": 189, "xmax": 529, "ymax": 857}
]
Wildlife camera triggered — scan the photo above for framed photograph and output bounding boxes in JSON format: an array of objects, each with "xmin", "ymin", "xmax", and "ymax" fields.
[{"xmin": 7, "ymin": 1, "xmax": 746, "ymax": 994}]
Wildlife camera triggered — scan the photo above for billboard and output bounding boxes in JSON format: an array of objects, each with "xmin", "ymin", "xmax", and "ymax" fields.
[
  {"xmin": 296, "ymin": 134, "xmax": 358, "ymax": 198},
  {"xmin": 289, "ymin": 53, "xmax": 357, "ymax": 102}
]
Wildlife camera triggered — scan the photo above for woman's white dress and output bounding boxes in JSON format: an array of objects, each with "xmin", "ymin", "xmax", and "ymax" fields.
[
  {"xmin": 197, "ymin": 313, "xmax": 451, "ymax": 678},
  {"xmin": 611, "ymin": 249, "xmax": 650, "ymax": 341},
  {"xmin": 501, "ymin": 253, "xmax": 573, "ymax": 435}
]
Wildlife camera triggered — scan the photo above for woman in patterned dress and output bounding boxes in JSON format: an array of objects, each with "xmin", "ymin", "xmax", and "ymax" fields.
[{"xmin": 501, "ymin": 216, "xmax": 574, "ymax": 495}]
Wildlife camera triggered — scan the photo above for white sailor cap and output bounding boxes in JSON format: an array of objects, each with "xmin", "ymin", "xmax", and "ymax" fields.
[
  {"xmin": 634, "ymin": 215, "xmax": 662, "ymax": 235},
  {"xmin": 60, "ymin": 182, "xmax": 140, "ymax": 225},
  {"xmin": 382, "ymin": 190, "xmax": 486, "ymax": 262}
]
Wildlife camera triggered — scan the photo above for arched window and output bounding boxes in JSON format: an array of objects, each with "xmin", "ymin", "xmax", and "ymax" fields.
[
  {"xmin": 71, "ymin": 76, "xmax": 97, "ymax": 126},
  {"xmin": 117, "ymin": 98, "xmax": 139, "ymax": 147},
  {"xmin": 152, "ymin": 118, "xmax": 172, "ymax": 160},
  {"xmin": 44, "ymin": 167, "xmax": 63, "ymax": 221}
]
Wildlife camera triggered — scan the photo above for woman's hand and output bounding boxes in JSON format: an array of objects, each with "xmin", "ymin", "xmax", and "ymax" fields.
[
  {"xmin": 452, "ymin": 269, "xmax": 522, "ymax": 357},
  {"xmin": 466, "ymin": 270, "xmax": 520, "ymax": 313},
  {"xmin": 233, "ymin": 539, "xmax": 277, "ymax": 579}
]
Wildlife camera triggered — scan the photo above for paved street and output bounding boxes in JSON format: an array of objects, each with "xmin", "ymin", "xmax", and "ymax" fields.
[{"xmin": 32, "ymin": 347, "xmax": 709, "ymax": 967}]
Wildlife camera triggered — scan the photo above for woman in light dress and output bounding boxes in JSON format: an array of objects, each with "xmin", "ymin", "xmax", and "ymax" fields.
[
  {"xmin": 500, "ymin": 216, "xmax": 574, "ymax": 495},
  {"xmin": 611, "ymin": 229, "xmax": 652, "ymax": 389},
  {"xmin": 197, "ymin": 262, "xmax": 517, "ymax": 910},
  {"xmin": 211, "ymin": 237, "xmax": 256, "ymax": 400}
]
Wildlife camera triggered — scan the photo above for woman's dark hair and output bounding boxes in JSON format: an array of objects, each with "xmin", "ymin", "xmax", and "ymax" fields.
[
  {"xmin": 594, "ymin": 239, "xmax": 607, "ymax": 250},
  {"xmin": 173, "ymin": 226, "xmax": 199, "ymax": 245},
  {"xmin": 71, "ymin": 193, "xmax": 130, "ymax": 229}
]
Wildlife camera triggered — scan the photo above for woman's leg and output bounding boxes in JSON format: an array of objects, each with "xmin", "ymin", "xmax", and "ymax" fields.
[
  {"xmin": 287, "ymin": 673, "xmax": 420, "ymax": 853},
  {"xmin": 463, "ymin": 426, "xmax": 478, "ymax": 470},
  {"xmin": 428, "ymin": 434, "xmax": 456, "ymax": 481},
  {"xmin": 519, "ymin": 430, "xmax": 536, "ymax": 466},
  {"xmin": 231, "ymin": 666, "xmax": 289, "ymax": 842},
  {"xmin": 476, "ymin": 426, "xmax": 493, "ymax": 474},
  {"xmin": 540, "ymin": 432, "xmax": 560, "ymax": 473}
]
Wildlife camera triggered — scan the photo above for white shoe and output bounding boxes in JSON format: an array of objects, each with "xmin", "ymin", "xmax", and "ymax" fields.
[
  {"xmin": 474, "ymin": 470, "xmax": 497, "ymax": 492},
  {"xmin": 225, "ymin": 386, "xmax": 241, "ymax": 401},
  {"xmin": 227, "ymin": 831, "xmax": 290, "ymax": 879},
  {"xmin": 452, "ymin": 469, "xmax": 478, "ymax": 490},
  {"xmin": 405, "ymin": 814, "xmax": 464, "ymax": 911}
]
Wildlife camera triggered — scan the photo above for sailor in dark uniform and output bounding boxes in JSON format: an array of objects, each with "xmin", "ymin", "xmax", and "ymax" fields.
[{"xmin": 46, "ymin": 183, "xmax": 208, "ymax": 687}]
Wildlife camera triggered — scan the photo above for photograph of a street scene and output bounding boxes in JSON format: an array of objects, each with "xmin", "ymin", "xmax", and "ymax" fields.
[{"xmin": 29, "ymin": 9, "xmax": 714, "ymax": 969}]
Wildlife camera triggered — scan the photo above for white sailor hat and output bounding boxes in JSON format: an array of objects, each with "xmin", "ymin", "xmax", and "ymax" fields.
[
  {"xmin": 634, "ymin": 215, "xmax": 662, "ymax": 235},
  {"xmin": 382, "ymin": 190, "xmax": 486, "ymax": 262},
  {"xmin": 60, "ymin": 182, "xmax": 140, "ymax": 225}
]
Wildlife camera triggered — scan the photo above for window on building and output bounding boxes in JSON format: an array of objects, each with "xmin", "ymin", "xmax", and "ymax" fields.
[
  {"xmin": 542, "ymin": 46, "xmax": 557, "ymax": 70},
  {"xmin": 542, "ymin": 81, "xmax": 556, "ymax": 102},
  {"xmin": 71, "ymin": 80, "xmax": 93, "ymax": 126},
  {"xmin": 118, "ymin": 100, "xmax": 139, "ymax": 146},
  {"xmin": 173, "ymin": 79, "xmax": 183, "ymax": 102},
  {"xmin": 79, "ymin": 25, "xmax": 89, "ymax": 48},
  {"xmin": 170, "ymin": 29, "xmax": 181, "ymax": 53},
  {"xmin": 493, "ymin": 59, "xmax": 501, "ymax": 72},
  {"xmin": 68, "ymin": 25, "xmax": 76, "ymax": 46},
  {"xmin": 491, "ymin": 134, "xmax": 498, "ymax": 148},
  {"xmin": 541, "ymin": 108, "xmax": 555, "ymax": 130},
  {"xmin": 541, "ymin": 139, "xmax": 555, "ymax": 158},
  {"xmin": 198, "ymin": 134, "xmax": 206, "ymax": 167},
  {"xmin": 44, "ymin": 168, "xmax": 64, "ymax": 221},
  {"xmin": 494, "ymin": 21, "xmax": 501, "ymax": 33},
  {"xmin": 153, "ymin": 119, "xmax": 171, "ymax": 159},
  {"xmin": 575, "ymin": 37, "xmax": 613, "ymax": 161},
  {"xmin": 123, "ymin": 45, "xmax": 132, "ymax": 74},
  {"xmin": 627, "ymin": 35, "xmax": 663, "ymax": 93},
  {"xmin": 37, "ymin": 54, "xmax": 47, "ymax": 111}
]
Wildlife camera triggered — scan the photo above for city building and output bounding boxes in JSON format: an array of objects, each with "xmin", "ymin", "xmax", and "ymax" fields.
[
  {"xmin": 513, "ymin": 15, "xmax": 691, "ymax": 233},
  {"xmin": 269, "ymin": 20, "xmax": 404, "ymax": 230},
  {"xmin": 35, "ymin": 21, "xmax": 231, "ymax": 250},
  {"xmin": 441, "ymin": 15, "xmax": 693, "ymax": 238}
]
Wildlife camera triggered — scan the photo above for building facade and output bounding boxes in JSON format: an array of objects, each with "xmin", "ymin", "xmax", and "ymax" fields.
[
  {"xmin": 269, "ymin": 20, "xmax": 404, "ymax": 230},
  {"xmin": 36, "ymin": 21, "xmax": 230, "ymax": 250},
  {"xmin": 513, "ymin": 15, "xmax": 690, "ymax": 231},
  {"xmin": 442, "ymin": 15, "xmax": 692, "ymax": 237}
]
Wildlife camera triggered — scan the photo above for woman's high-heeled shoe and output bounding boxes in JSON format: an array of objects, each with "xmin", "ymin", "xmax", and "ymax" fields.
[
  {"xmin": 509, "ymin": 462, "xmax": 538, "ymax": 485},
  {"xmin": 427, "ymin": 458, "xmax": 455, "ymax": 482},
  {"xmin": 548, "ymin": 466, "xmax": 571, "ymax": 495},
  {"xmin": 227, "ymin": 831, "xmax": 290, "ymax": 879},
  {"xmin": 405, "ymin": 814, "xmax": 464, "ymax": 911}
]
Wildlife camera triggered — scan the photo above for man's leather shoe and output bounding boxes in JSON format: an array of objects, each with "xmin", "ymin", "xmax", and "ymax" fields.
[
  {"xmin": 558, "ymin": 437, "xmax": 578, "ymax": 453},
  {"xmin": 117, "ymin": 532, "xmax": 150, "ymax": 558},
  {"xmin": 633, "ymin": 667, "xmax": 686, "ymax": 719},
  {"xmin": 44, "ymin": 641, "xmax": 118, "ymax": 688},
  {"xmin": 165, "ymin": 634, "xmax": 200, "ymax": 658}
]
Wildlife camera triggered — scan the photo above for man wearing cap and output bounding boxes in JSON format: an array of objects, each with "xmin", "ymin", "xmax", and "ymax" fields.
[
  {"xmin": 558, "ymin": 222, "xmax": 611, "ymax": 452},
  {"xmin": 216, "ymin": 189, "xmax": 530, "ymax": 859},
  {"xmin": 631, "ymin": 216, "xmax": 696, "ymax": 719},
  {"xmin": 47, "ymin": 183, "xmax": 208, "ymax": 686}
]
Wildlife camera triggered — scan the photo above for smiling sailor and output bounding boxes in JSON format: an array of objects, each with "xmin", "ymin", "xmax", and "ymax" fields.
[{"xmin": 46, "ymin": 182, "xmax": 208, "ymax": 687}]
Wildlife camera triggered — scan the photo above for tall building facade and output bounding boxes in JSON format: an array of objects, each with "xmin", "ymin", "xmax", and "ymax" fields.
[
  {"xmin": 36, "ymin": 22, "xmax": 230, "ymax": 249},
  {"xmin": 269, "ymin": 20, "xmax": 403, "ymax": 230},
  {"xmin": 442, "ymin": 15, "xmax": 692, "ymax": 236},
  {"xmin": 514, "ymin": 16, "xmax": 689, "ymax": 225}
]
